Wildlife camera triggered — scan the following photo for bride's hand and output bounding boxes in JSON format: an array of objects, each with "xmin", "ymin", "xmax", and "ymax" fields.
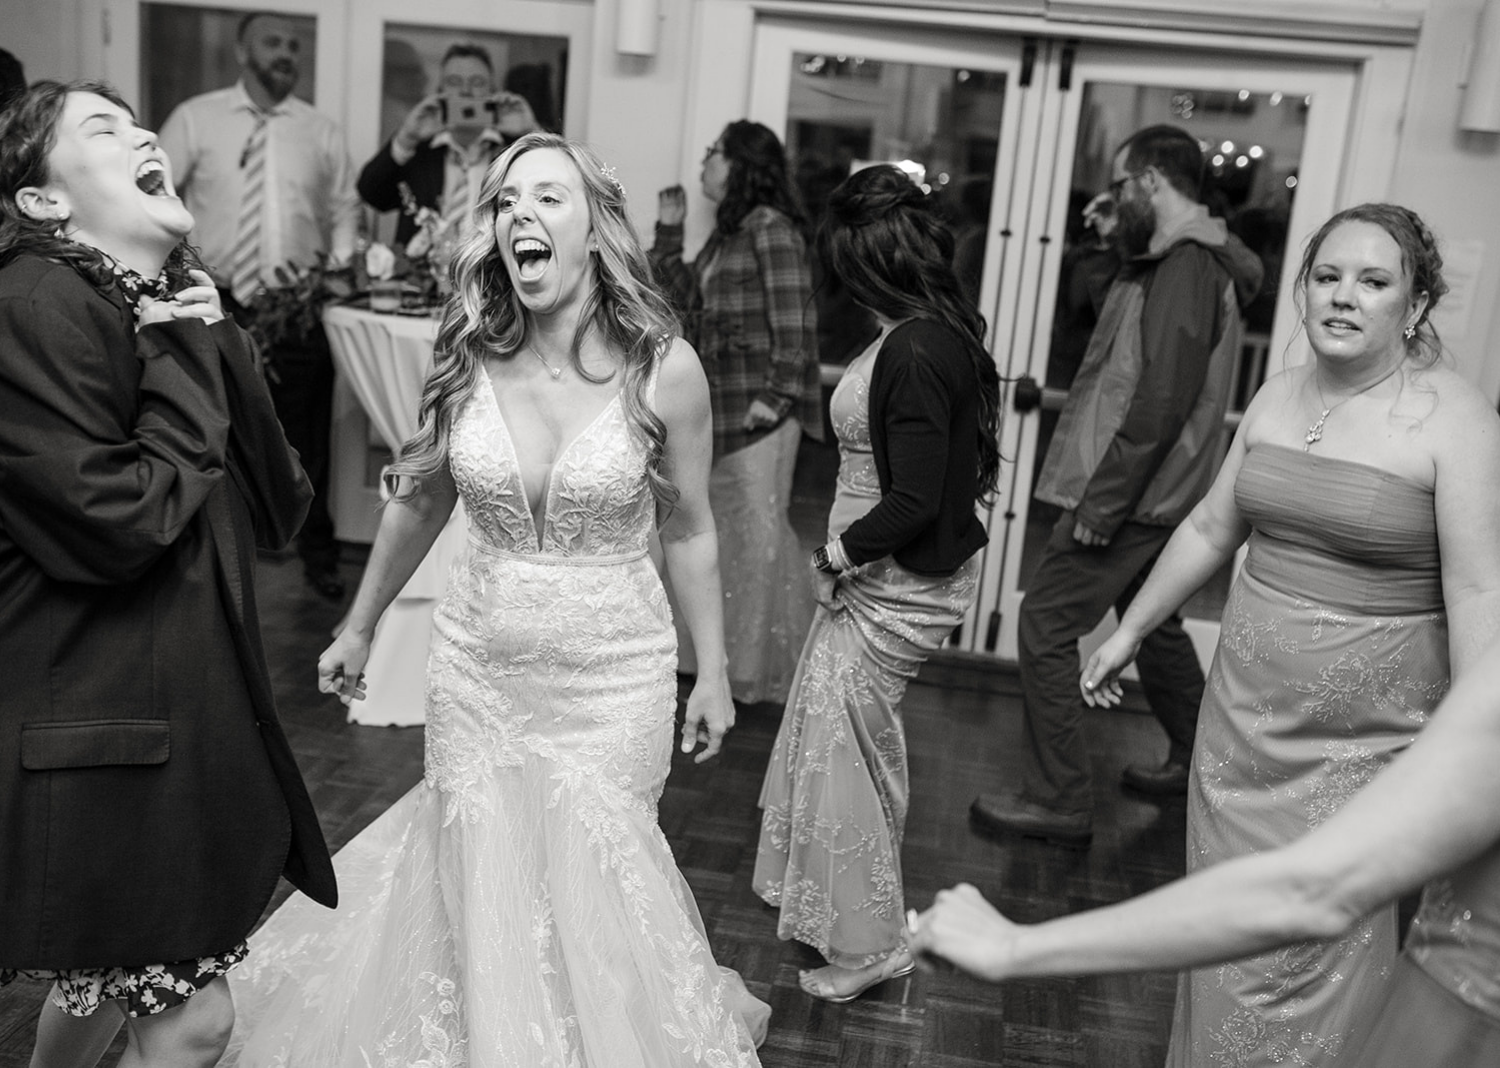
[
  {"xmin": 318, "ymin": 629, "xmax": 371, "ymax": 706},
  {"xmin": 681, "ymin": 669, "xmax": 735, "ymax": 763}
]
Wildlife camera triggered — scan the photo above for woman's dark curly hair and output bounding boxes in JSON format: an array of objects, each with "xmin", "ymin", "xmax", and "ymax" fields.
[
  {"xmin": 0, "ymin": 79, "xmax": 202, "ymax": 288},
  {"xmin": 818, "ymin": 164, "xmax": 1002, "ymax": 503},
  {"xmin": 714, "ymin": 120, "xmax": 806, "ymax": 236}
]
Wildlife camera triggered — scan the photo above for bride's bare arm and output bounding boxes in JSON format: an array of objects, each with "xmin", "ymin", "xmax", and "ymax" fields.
[
  {"xmin": 318, "ymin": 467, "xmax": 457, "ymax": 704},
  {"xmin": 655, "ymin": 337, "xmax": 735, "ymax": 763}
]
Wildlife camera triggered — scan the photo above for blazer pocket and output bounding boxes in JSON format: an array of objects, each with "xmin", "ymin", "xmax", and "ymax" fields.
[{"xmin": 20, "ymin": 720, "xmax": 170, "ymax": 770}]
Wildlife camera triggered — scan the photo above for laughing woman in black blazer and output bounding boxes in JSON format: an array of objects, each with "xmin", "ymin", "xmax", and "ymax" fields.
[
  {"xmin": 0, "ymin": 81, "xmax": 334, "ymax": 1068},
  {"xmin": 753, "ymin": 164, "xmax": 1002, "ymax": 1002}
]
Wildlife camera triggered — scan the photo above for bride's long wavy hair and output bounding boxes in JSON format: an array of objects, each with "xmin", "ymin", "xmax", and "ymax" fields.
[{"xmin": 389, "ymin": 133, "xmax": 680, "ymax": 506}]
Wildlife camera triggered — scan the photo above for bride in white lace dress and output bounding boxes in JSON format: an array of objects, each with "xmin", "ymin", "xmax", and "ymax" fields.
[{"xmin": 222, "ymin": 134, "xmax": 769, "ymax": 1067}]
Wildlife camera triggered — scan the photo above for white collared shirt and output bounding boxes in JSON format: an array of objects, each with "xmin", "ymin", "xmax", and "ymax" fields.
[
  {"xmin": 427, "ymin": 128, "xmax": 505, "ymax": 235},
  {"xmin": 158, "ymin": 81, "xmax": 361, "ymax": 289}
]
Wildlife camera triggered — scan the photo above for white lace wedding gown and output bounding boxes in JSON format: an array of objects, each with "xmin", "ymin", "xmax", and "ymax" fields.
[{"xmin": 224, "ymin": 370, "xmax": 769, "ymax": 1067}]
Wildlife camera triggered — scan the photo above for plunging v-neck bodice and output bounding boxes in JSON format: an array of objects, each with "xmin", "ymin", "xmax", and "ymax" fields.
[{"xmin": 448, "ymin": 373, "xmax": 657, "ymax": 559}]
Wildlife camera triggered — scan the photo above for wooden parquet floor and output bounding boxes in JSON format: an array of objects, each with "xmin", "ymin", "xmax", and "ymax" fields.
[{"xmin": 0, "ymin": 546, "xmax": 1188, "ymax": 1068}]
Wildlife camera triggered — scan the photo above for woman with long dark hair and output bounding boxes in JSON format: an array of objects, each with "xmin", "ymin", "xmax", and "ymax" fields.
[
  {"xmin": 652, "ymin": 119, "xmax": 822, "ymax": 706},
  {"xmin": 0, "ymin": 80, "xmax": 334, "ymax": 1068},
  {"xmin": 223, "ymin": 133, "xmax": 768, "ymax": 1065},
  {"xmin": 752, "ymin": 163, "xmax": 1001, "ymax": 1002}
]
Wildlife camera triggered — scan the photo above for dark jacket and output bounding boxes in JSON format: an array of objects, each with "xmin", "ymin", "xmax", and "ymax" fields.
[
  {"xmin": 357, "ymin": 138, "xmax": 447, "ymax": 249},
  {"xmin": 841, "ymin": 319, "xmax": 990, "ymax": 576},
  {"xmin": 1034, "ymin": 206, "xmax": 1264, "ymax": 537},
  {"xmin": 0, "ymin": 255, "xmax": 336, "ymax": 969}
]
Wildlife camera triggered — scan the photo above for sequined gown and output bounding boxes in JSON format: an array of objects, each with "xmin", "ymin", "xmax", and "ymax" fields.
[
  {"xmin": 1168, "ymin": 443, "xmax": 1448, "ymax": 1068},
  {"xmin": 752, "ymin": 339, "xmax": 979, "ymax": 968},
  {"xmin": 223, "ymin": 371, "xmax": 768, "ymax": 1067},
  {"xmin": 1350, "ymin": 840, "xmax": 1500, "ymax": 1066}
]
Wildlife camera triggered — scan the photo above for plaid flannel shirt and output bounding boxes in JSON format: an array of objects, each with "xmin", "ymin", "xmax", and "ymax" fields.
[{"xmin": 651, "ymin": 206, "xmax": 822, "ymax": 460}]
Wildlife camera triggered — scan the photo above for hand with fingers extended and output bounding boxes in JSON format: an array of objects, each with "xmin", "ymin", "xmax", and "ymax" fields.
[
  {"xmin": 680, "ymin": 668, "xmax": 735, "ymax": 764},
  {"xmin": 1080, "ymin": 627, "xmax": 1141, "ymax": 708},
  {"xmin": 318, "ymin": 628, "xmax": 371, "ymax": 706},
  {"xmin": 136, "ymin": 269, "xmax": 225, "ymax": 330},
  {"xmin": 908, "ymin": 883, "xmax": 1019, "ymax": 983},
  {"xmin": 657, "ymin": 185, "xmax": 687, "ymax": 228}
]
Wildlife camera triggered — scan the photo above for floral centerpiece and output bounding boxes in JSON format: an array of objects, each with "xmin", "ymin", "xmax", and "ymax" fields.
[
  {"xmin": 398, "ymin": 181, "xmax": 459, "ymax": 302},
  {"xmin": 242, "ymin": 253, "xmax": 357, "ymax": 377}
]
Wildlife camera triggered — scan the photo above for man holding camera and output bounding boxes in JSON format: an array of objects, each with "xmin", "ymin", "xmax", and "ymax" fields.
[{"xmin": 357, "ymin": 43, "xmax": 543, "ymax": 254}]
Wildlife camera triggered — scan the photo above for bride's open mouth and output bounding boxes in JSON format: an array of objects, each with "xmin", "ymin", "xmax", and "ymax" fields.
[{"xmin": 514, "ymin": 238, "xmax": 552, "ymax": 282}]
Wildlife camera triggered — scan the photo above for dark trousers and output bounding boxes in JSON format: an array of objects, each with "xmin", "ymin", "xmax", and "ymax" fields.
[
  {"xmin": 1016, "ymin": 510, "xmax": 1204, "ymax": 815},
  {"xmin": 222, "ymin": 292, "xmax": 338, "ymax": 573}
]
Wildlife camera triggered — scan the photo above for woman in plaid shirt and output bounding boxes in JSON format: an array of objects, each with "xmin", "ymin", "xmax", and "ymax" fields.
[{"xmin": 651, "ymin": 121, "xmax": 822, "ymax": 707}]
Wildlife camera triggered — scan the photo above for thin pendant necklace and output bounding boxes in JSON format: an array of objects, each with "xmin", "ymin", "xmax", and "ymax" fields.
[
  {"xmin": 1304, "ymin": 361, "xmax": 1403, "ymax": 451},
  {"xmin": 527, "ymin": 344, "xmax": 565, "ymax": 380}
]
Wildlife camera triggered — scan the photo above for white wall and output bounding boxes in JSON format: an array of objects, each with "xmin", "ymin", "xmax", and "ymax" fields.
[
  {"xmin": 1389, "ymin": 0, "xmax": 1500, "ymax": 400},
  {"xmin": 579, "ymin": 0, "xmax": 702, "ymax": 245},
  {"xmin": 3, "ymin": 0, "xmax": 83, "ymax": 83}
]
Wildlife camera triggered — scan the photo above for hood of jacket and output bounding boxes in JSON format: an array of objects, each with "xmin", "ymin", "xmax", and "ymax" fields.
[{"xmin": 1132, "ymin": 203, "xmax": 1265, "ymax": 309}]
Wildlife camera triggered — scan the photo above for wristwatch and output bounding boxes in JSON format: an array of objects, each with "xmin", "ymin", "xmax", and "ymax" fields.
[{"xmin": 811, "ymin": 545, "xmax": 836, "ymax": 574}]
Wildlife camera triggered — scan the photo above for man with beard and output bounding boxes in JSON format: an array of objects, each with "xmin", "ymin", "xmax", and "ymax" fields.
[
  {"xmin": 970, "ymin": 124, "xmax": 1264, "ymax": 844},
  {"xmin": 160, "ymin": 11, "xmax": 361, "ymax": 599}
]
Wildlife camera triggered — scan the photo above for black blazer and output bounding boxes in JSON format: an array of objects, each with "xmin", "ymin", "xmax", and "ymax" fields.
[
  {"xmin": 840, "ymin": 318, "xmax": 990, "ymax": 576},
  {"xmin": 0, "ymin": 256, "xmax": 336, "ymax": 969},
  {"xmin": 357, "ymin": 138, "xmax": 448, "ymax": 249}
]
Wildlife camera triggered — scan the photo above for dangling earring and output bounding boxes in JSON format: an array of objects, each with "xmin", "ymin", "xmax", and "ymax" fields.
[
  {"xmin": 53, "ymin": 214, "xmax": 69, "ymax": 240},
  {"xmin": 1403, "ymin": 323, "xmax": 1416, "ymax": 340}
]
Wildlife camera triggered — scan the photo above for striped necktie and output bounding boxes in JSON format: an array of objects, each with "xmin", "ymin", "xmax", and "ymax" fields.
[
  {"xmin": 229, "ymin": 109, "xmax": 270, "ymax": 305},
  {"xmin": 438, "ymin": 151, "xmax": 476, "ymax": 243}
]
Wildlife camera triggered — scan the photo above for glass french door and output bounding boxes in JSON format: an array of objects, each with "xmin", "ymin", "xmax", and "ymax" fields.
[{"xmin": 744, "ymin": 20, "xmax": 1357, "ymax": 663}]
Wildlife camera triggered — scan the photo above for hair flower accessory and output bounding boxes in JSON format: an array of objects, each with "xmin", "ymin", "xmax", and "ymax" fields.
[{"xmin": 600, "ymin": 163, "xmax": 625, "ymax": 196}]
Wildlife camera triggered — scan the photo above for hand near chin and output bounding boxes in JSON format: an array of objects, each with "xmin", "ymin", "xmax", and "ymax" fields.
[{"xmin": 137, "ymin": 270, "xmax": 224, "ymax": 329}]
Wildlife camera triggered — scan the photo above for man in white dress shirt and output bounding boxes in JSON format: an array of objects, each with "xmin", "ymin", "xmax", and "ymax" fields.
[{"xmin": 159, "ymin": 10, "xmax": 361, "ymax": 599}]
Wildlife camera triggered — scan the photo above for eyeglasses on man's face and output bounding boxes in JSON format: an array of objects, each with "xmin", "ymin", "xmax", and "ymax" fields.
[{"xmin": 1108, "ymin": 170, "xmax": 1148, "ymax": 200}]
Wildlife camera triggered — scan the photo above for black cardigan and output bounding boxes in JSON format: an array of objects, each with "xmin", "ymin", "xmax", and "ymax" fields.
[{"xmin": 840, "ymin": 318, "xmax": 989, "ymax": 576}]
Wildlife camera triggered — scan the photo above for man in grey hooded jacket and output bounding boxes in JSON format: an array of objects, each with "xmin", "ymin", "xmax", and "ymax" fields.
[{"xmin": 972, "ymin": 124, "xmax": 1265, "ymax": 844}]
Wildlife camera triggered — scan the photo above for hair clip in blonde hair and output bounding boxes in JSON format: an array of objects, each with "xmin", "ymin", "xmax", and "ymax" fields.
[{"xmin": 600, "ymin": 164, "xmax": 624, "ymax": 196}]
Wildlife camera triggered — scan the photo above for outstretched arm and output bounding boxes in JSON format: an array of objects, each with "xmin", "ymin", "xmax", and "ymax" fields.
[
  {"xmin": 915, "ymin": 634, "xmax": 1500, "ymax": 980},
  {"xmin": 655, "ymin": 336, "xmax": 735, "ymax": 763},
  {"xmin": 318, "ymin": 467, "xmax": 457, "ymax": 704}
]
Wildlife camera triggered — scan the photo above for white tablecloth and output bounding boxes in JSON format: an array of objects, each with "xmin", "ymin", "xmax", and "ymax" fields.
[{"xmin": 323, "ymin": 304, "xmax": 461, "ymax": 727}]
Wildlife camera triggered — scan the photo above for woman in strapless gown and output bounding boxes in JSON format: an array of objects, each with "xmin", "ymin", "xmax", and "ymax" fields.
[
  {"xmin": 222, "ymin": 134, "xmax": 768, "ymax": 1067},
  {"xmin": 910, "ymin": 204, "xmax": 1500, "ymax": 1066}
]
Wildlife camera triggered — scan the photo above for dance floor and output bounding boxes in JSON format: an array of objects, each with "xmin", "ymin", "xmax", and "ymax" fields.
[{"xmin": 0, "ymin": 534, "xmax": 1188, "ymax": 1066}]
